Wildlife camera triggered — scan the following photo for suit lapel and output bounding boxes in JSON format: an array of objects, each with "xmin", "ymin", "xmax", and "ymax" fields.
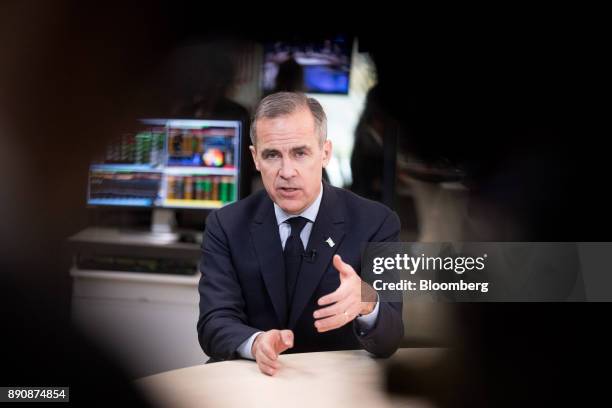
[
  {"xmin": 288, "ymin": 183, "xmax": 346, "ymax": 329},
  {"xmin": 250, "ymin": 196, "xmax": 287, "ymax": 327}
]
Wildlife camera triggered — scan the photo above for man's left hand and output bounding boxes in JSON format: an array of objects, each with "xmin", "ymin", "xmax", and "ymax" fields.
[{"xmin": 313, "ymin": 254, "xmax": 377, "ymax": 333}]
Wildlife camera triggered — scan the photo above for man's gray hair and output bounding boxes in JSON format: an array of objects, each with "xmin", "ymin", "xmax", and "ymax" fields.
[{"xmin": 250, "ymin": 92, "xmax": 327, "ymax": 146}]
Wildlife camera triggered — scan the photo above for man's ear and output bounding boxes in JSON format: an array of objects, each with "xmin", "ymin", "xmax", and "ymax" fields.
[
  {"xmin": 322, "ymin": 139, "xmax": 332, "ymax": 168},
  {"xmin": 249, "ymin": 145, "xmax": 260, "ymax": 171}
]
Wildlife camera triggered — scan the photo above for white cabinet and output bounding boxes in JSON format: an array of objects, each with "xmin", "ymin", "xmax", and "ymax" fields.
[{"xmin": 70, "ymin": 268, "xmax": 206, "ymax": 379}]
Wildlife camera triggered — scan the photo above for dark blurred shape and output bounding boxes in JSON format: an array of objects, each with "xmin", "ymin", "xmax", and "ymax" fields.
[
  {"xmin": 0, "ymin": 0, "xmax": 170, "ymax": 403},
  {"xmin": 162, "ymin": 41, "xmax": 256, "ymax": 198},
  {"xmin": 359, "ymin": 20, "xmax": 609, "ymax": 407},
  {"xmin": 386, "ymin": 348, "xmax": 485, "ymax": 407},
  {"xmin": 273, "ymin": 55, "xmax": 305, "ymax": 93},
  {"xmin": 168, "ymin": 42, "xmax": 245, "ymax": 119},
  {"xmin": 350, "ymin": 85, "xmax": 386, "ymax": 201},
  {"xmin": 2, "ymin": 276, "xmax": 152, "ymax": 406},
  {"xmin": 363, "ymin": 29, "xmax": 598, "ymax": 241},
  {"xmin": 387, "ymin": 303, "xmax": 607, "ymax": 407}
]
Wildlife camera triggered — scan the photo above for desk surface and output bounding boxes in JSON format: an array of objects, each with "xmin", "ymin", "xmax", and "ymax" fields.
[{"xmin": 135, "ymin": 348, "xmax": 444, "ymax": 408}]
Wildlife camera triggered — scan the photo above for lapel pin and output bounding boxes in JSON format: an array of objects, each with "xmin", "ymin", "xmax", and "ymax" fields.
[{"xmin": 325, "ymin": 237, "xmax": 335, "ymax": 248}]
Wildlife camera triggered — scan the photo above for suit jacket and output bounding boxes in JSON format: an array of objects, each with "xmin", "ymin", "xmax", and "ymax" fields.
[{"xmin": 197, "ymin": 183, "xmax": 403, "ymax": 361}]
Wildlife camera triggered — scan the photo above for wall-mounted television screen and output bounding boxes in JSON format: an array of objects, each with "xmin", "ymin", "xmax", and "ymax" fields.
[{"xmin": 262, "ymin": 36, "xmax": 352, "ymax": 95}]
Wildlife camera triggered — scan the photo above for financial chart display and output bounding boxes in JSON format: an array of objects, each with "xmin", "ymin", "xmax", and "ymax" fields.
[{"xmin": 87, "ymin": 119, "xmax": 241, "ymax": 209}]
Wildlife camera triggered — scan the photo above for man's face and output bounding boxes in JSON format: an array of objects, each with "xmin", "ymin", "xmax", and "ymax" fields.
[{"xmin": 250, "ymin": 108, "xmax": 331, "ymax": 215}]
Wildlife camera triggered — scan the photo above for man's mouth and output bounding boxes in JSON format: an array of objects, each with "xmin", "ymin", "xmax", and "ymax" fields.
[{"xmin": 278, "ymin": 187, "xmax": 300, "ymax": 194}]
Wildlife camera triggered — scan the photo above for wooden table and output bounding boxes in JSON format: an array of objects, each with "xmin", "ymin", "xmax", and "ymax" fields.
[{"xmin": 135, "ymin": 348, "xmax": 444, "ymax": 408}]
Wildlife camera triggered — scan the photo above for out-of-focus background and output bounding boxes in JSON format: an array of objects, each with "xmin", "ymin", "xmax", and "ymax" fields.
[{"xmin": 0, "ymin": 1, "xmax": 609, "ymax": 406}]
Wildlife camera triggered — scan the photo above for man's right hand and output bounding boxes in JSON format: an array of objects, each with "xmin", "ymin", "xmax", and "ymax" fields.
[{"xmin": 251, "ymin": 329, "xmax": 294, "ymax": 376}]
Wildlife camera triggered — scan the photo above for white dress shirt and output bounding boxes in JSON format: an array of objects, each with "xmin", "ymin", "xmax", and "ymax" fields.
[{"xmin": 236, "ymin": 183, "xmax": 380, "ymax": 359}]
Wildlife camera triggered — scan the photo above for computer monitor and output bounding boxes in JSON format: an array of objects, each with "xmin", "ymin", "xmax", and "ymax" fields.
[{"xmin": 87, "ymin": 118, "xmax": 241, "ymax": 238}]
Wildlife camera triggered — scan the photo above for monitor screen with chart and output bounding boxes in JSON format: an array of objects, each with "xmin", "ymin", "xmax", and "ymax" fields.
[{"xmin": 87, "ymin": 118, "xmax": 242, "ymax": 210}]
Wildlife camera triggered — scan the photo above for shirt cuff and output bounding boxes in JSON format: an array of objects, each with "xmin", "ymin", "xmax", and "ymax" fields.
[
  {"xmin": 236, "ymin": 331, "xmax": 263, "ymax": 360},
  {"xmin": 356, "ymin": 295, "xmax": 380, "ymax": 335}
]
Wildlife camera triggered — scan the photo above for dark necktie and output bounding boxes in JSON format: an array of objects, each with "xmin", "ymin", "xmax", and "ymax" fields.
[{"xmin": 284, "ymin": 216, "xmax": 309, "ymax": 312}]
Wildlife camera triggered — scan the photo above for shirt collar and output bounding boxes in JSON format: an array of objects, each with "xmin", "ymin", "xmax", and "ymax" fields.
[{"xmin": 273, "ymin": 183, "xmax": 323, "ymax": 226}]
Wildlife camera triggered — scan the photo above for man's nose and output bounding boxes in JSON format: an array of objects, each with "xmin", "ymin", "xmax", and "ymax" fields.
[{"xmin": 278, "ymin": 158, "xmax": 297, "ymax": 179}]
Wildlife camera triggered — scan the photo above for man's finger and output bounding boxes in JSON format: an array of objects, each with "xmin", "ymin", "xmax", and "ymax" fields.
[
  {"xmin": 317, "ymin": 288, "xmax": 342, "ymax": 306},
  {"xmin": 258, "ymin": 360, "xmax": 278, "ymax": 376},
  {"xmin": 315, "ymin": 311, "xmax": 353, "ymax": 333},
  {"xmin": 280, "ymin": 330, "xmax": 294, "ymax": 348},
  {"xmin": 313, "ymin": 299, "xmax": 348, "ymax": 319},
  {"xmin": 274, "ymin": 330, "xmax": 293, "ymax": 354},
  {"xmin": 333, "ymin": 254, "xmax": 355, "ymax": 278},
  {"xmin": 257, "ymin": 349, "xmax": 280, "ymax": 370},
  {"xmin": 260, "ymin": 342, "xmax": 279, "ymax": 362}
]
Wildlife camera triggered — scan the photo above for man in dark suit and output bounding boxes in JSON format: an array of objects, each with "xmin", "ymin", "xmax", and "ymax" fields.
[{"xmin": 197, "ymin": 92, "xmax": 403, "ymax": 375}]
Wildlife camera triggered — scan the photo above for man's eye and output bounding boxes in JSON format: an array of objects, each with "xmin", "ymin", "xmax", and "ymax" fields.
[
  {"xmin": 263, "ymin": 152, "xmax": 279, "ymax": 159},
  {"xmin": 295, "ymin": 150, "xmax": 306, "ymax": 157}
]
